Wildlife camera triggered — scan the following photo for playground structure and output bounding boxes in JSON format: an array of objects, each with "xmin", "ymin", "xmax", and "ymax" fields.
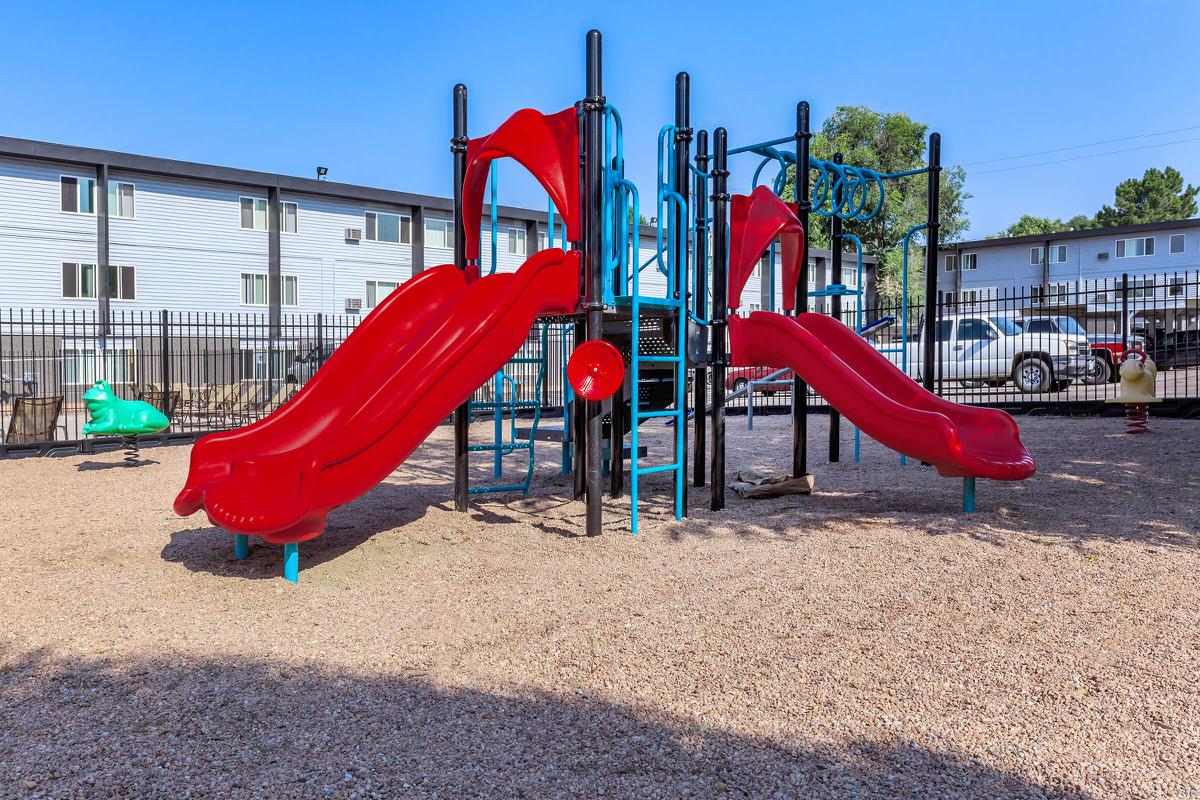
[{"xmin": 174, "ymin": 30, "xmax": 1035, "ymax": 582}]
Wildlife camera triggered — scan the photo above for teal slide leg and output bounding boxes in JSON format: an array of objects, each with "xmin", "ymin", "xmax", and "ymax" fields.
[
  {"xmin": 283, "ymin": 543, "xmax": 299, "ymax": 584},
  {"xmin": 234, "ymin": 534, "xmax": 248, "ymax": 561},
  {"xmin": 962, "ymin": 477, "xmax": 976, "ymax": 513}
]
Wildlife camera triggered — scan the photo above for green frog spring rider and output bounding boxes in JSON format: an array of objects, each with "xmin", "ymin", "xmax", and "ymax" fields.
[{"xmin": 82, "ymin": 380, "xmax": 170, "ymax": 463}]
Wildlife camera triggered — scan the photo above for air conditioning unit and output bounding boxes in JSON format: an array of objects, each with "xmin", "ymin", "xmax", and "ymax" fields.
[
  {"xmin": 345, "ymin": 228, "xmax": 363, "ymax": 241},
  {"xmin": 345, "ymin": 298, "xmax": 363, "ymax": 311},
  {"xmin": 1097, "ymin": 252, "xmax": 1109, "ymax": 261}
]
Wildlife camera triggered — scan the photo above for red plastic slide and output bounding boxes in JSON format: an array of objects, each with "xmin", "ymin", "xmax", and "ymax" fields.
[
  {"xmin": 728, "ymin": 311, "xmax": 1035, "ymax": 481},
  {"xmin": 174, "ymin": 249, "xmax": 581, "ymax": 543}
]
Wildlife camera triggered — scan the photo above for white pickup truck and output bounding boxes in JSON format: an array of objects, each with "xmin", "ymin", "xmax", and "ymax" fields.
[{"xmin": 873, "ymin": 312, "xmax": 1092, "ymax": 392}]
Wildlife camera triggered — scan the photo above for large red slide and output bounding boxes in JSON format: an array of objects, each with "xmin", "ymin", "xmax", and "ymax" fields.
[
  {"xmin": 729, "ymin": 311, "xmax": 1035, "ymax": 481},
  {"xmin": 726, "ymin": 186, "xmax": 1033, "ymax": 482},
  {"xmin": 174, "ymin": 249, "xmax": 580, "ymax": 544}
]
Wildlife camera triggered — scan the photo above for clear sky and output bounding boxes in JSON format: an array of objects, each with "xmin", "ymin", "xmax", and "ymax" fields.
[{"xmin": 3, "ymin": 0, "xmax": 1199, "ymax": 239}]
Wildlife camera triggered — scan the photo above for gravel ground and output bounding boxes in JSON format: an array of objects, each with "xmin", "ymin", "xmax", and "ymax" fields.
[{"xmin": 1, "ymin": 414, "xmax": 1198, "ymax": 799}]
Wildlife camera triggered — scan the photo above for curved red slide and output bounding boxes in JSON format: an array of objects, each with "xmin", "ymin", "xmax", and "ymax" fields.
[
  {"xmin": 174, "ymin": 248, "xmax": 581, "ymax": 543},
  {"xmin": 729, "ymin": 312, "xmax": 1035, "ymax": 481}
]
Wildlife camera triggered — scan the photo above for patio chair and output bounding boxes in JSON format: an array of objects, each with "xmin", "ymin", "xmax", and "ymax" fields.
[
  {"xmin": 4, "ymin": 395, "xmax": 65, "ymax": 445},
  {"xmin": 138, "ymin": 388, "xmax": 180, "ymax": 420},
  {"xmin": 257, "ymin": 384, "xmax": 297, "ymax": 414}
]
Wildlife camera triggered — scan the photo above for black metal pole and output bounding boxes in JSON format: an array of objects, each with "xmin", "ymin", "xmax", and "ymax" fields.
[
  {"xmin": 692, "ymin": 129, "xmax": 709, "ymax": 488},
  {"xmin": 673, "ymin": 71, "xmax": 691, "ymax": 517},
  {"xmin": 451, "ymin": 83, "xmax": 471, "ymax": 512},
  {"xmin": 793, "ymin": 102, "xmax": 811, "ymax": 479},
  {"xmin": 583, "ymin": 29, "xmax": 605, "ymax": 537},
  {"xmin": 710, "ymin": 127, "xmax": 729, "ymax": 511},
  {"xmin": 922, "ymin": 132, "xmax": 941, "ymax": 394},
  {"xmin": 609, "ymin": 379, "xmax": 624, "ymax": 498},
  {"xmin": 828, "ymin": 152, "xmax": 843, "ymax": 462},
  {"xmin": 573, "ymin": 320, "xmax": 585, "ymax": 498}
]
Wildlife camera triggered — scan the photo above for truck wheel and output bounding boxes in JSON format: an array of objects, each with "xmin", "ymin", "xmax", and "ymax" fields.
[
  {"xmin": 1082, "ymin": 355, "xmax": 1110, "ymax": 385},
  {"xmin": 1013, "ymin": 357, "xmax": 1052, "ymax": 393},
  {"xmin": 733, "ymin": 378, "xmax": 748, "ymax": 393}
]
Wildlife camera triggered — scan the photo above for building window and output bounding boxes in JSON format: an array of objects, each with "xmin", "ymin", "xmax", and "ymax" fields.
[
  {"xmin": 107, "ymin": 181, "xmax": 136, "ymax": 219},
  {"xmin": 1030, "ymin": 245, "xmax": 1067, "ymax": 264},
  {"xmin": 1128, "ymin": 276, "xmax": 1155, "ymax": 300},
  {"xmin": 508, "ymin": 227, "xmax": 526, "ymax": 256},
  {"xmin": 1169, "ymin": 276, "xmax": 1186, "ymax": 297},
  {"xmin": 944, "ymin": 254, "xmax": 957, "ymax": 272},
  {"xmin": 960, "ymin": 253, "xmax": 977, "ymax": 270},
  {"xmin": 1170, "ymin": 233, "xmax": 1185, "ymax": 254},
  {"xmin": 62, "ymin": 263, "xmax": 97, "ymax": 299},
  {"xmin": 365, "ymin": 211, "xmax": 411, "ymax": 244},
  {"xmin": 960, "ymin": 289, "xmax": 983, "ymax": 304},
  {"xmin": 282, "ymin": 275, "xmax": 298, "ymax": 306},
  {"xmin": 425, "ymin": 219, "xmax": 455, "ymax": 248},
  {"xmin": 538, "ymin": 231, "xmax": 548, "ymax": 251},
  {"xmin": 106, "ymin": 265, "xmax": 136, "ymax": 300},
  {"xmin": 240, "ymin": 273, "xmax": 298, "ymax": 306},
  {"xmin": 281, "ymin": 201, "xmax": 298, "ymax": 234},
  {"xmin": 1116, "ymin": 237, "xmax": 1154, "ymax": 258},
  {"xmin": 240, "ymin": 197, "xmax": 268, "ymax": 231},
  {"xmin": 366, "ymin": 279, "xmax": 400, "ymax": 308},
  {"xmin": 60, "ymin": 176, "xmax": 97, "ymax": 214},
  {"xmin": 63, "ymin": 345, "xmax": 135, "ymax": 386}
]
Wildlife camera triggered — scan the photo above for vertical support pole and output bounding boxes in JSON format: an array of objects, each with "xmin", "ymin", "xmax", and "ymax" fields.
[
  {"xmin": 609, "ymin": 379, "xmax": 624, "ymax": 498},
  {"xmin": 921, "ymin": 132, "xmax": 941, "ymax": 395},
  {"xmin": 673, "ymin": 71, "xmax": 691, "ymax": 518},
  {"xmin": 710, "ymin": 128, "xmax": 729, "ymax": 511},
  {"xmin": 692, "ymin": 129, "xmax": 709, "ymax": 488},
  {"xmin": 411, "ymin": 205, "xmax": 426, "ymax": 274},
  {"xmin": 572, "ymin": 320, "xmax": 586, "ymax": 498},
  {"xmin": 451, "ymin": 83, "xmax": 471, "ymax": 513},
  {"xmin": 492, "ymin": 370, "xmax": 503, "ymax": 477},
  {"xmin": 268, "ymin": 185, "xmax": 282, "ymax": 340},
  {"xmin": 96, "ymin": 163, "xmax": 110, "ymax": 338},
  {"xmin": 582, "ymin": 29, "xmax": 605, "ymax": 537},
  {"xmin": 234, "ymin": 534, "xmax": 249, "ymax": 561},
  {"xmin": 283, "ymin": 542, "xmax": 299, "ymax": 583},
  {"xmin": 962, "ymin": 477, "xmax": 976, "ymax": 513},
  {"xmin": 793, "ymin": 102, "xmax": 812, "ymax": 480},
  {"xmin": 1120, "ymin": 273, "xmax": 1129, "ymax": 352},
  {"xmin": 828, "ymin": 153, "xmax": 843, "ymax": 463},
  {"xmin": 159, "ymin": 309, "xmax": 171, "ymax": 415}
]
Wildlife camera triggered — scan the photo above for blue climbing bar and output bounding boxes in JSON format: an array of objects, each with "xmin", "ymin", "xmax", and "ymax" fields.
[{"xmin": 283, "ymin": 543, "xmax": 299, "ymax": 583}]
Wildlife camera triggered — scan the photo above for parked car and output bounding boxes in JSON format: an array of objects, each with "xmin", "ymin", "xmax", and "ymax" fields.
[
  {"xmin": 875, "ymin": 313, "xmax": 1090, "ymax": 393},
  {"xmin": 725, "ymin": 365, "xmax": 794, "ymax": 395},
  {"xmin": 1018, "ymin": 316, "xmax": 1113, "ymax": 385},
  {"xmin": 1145, "ymin": 330, "xmax": 1200, "ymax": 370},
  {"xmin": 286, "ymin": 343, "xmax": 337, "ymax": 384}
]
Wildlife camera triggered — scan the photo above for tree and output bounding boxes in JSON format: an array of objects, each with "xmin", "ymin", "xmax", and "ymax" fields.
[
  {"xmin": 1094, "ymin": 166, "xmax": 1198, "ymax": 227},
  {"xmin": 991, "ymin": 213, "xmax": 1095, "ymax": 238},
  {"xmin": 778, "ymin": 106, "xmax": 970, "ymax": 302}
]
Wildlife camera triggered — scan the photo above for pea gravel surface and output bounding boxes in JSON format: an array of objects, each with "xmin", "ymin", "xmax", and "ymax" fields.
[{"xmin": 1, "ymin": 414, "xmax": 1197, "ymax": 799}]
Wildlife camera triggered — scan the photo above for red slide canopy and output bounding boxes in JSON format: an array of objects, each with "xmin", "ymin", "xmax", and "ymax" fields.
[
  {"xmin": 462, "ymin": 107, "xmax": 581, "ymax": 277},
  {"xmin": 728, "ymin": 186, "xmax": 804, "ymax": 312}
]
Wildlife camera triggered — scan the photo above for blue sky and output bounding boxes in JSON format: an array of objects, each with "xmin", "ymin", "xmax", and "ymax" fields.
[{"xmin": 3, "ymin": 1, "xmax": 1199, "ymax": 239}]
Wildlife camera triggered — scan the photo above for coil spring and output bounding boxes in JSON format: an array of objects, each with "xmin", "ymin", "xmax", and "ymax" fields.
[
  {"xmin": 122, "ymin": 435, "xmax": 140, "ymax": 464},
  {"xmin": 1124, "ymin": 403, "xmax": 1150, "ymax": 434}
]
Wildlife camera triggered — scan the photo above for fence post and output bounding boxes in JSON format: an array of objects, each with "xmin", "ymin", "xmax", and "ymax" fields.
[
  {"xmin": 316, "ymin": 313, "xmax": 325, "ymax": 370},
  {"xmin": 1120, "ymin": 272, "xmax": 1129, "ymax": 352},
  {"xmin": 159, "ymin": 309, "xmax": 171, "ymax": 415}
]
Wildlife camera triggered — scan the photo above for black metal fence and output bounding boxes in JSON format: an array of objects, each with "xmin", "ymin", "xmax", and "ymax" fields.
[
  {"xmin": 3, "ymin": 271, "xmax": 1197, "ymax": 454},
  {"xmin": 737, "ymin": 269, "xmax": 1200, "ymax": 415}
]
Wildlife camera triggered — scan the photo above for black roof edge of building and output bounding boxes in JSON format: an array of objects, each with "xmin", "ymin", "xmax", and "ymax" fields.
[
  {"xmin": 0, "ymin": 134, "xmax": 881, "ymax": 261},
  {"xmin": 939, "ymin": 217, "xmax": 1200, "ymax": 252}
]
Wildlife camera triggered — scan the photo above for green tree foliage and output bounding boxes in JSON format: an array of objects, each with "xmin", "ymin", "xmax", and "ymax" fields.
[
  {"xmin": 991, "ymin": 213, "xmax": 1095, "ymax": 238},
  {"xmin": 1094, "ymin": 166, "xmax": 1198, "ymax": 227},
  {"xmin": 778, "ymin": 106, "xmax": 970, "ymax": 301}
]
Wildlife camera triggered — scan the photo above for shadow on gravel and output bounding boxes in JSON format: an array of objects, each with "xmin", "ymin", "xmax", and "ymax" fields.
[
  {"xmin": 0, "ymin": 648, "xmax": 1096, "ymax": 800},
  {"xmin": 75, "ymin": 459, "xmax": 160, "ymax": 471},
  {"xmin": 160, "ymin": 481, "xmax": 432, "ymax": 580}
]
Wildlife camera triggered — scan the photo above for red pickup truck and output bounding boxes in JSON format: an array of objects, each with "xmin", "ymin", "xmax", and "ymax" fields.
[{"xmin": 725, "ymin": 365, "xmax": 794, "ymax": 395}]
